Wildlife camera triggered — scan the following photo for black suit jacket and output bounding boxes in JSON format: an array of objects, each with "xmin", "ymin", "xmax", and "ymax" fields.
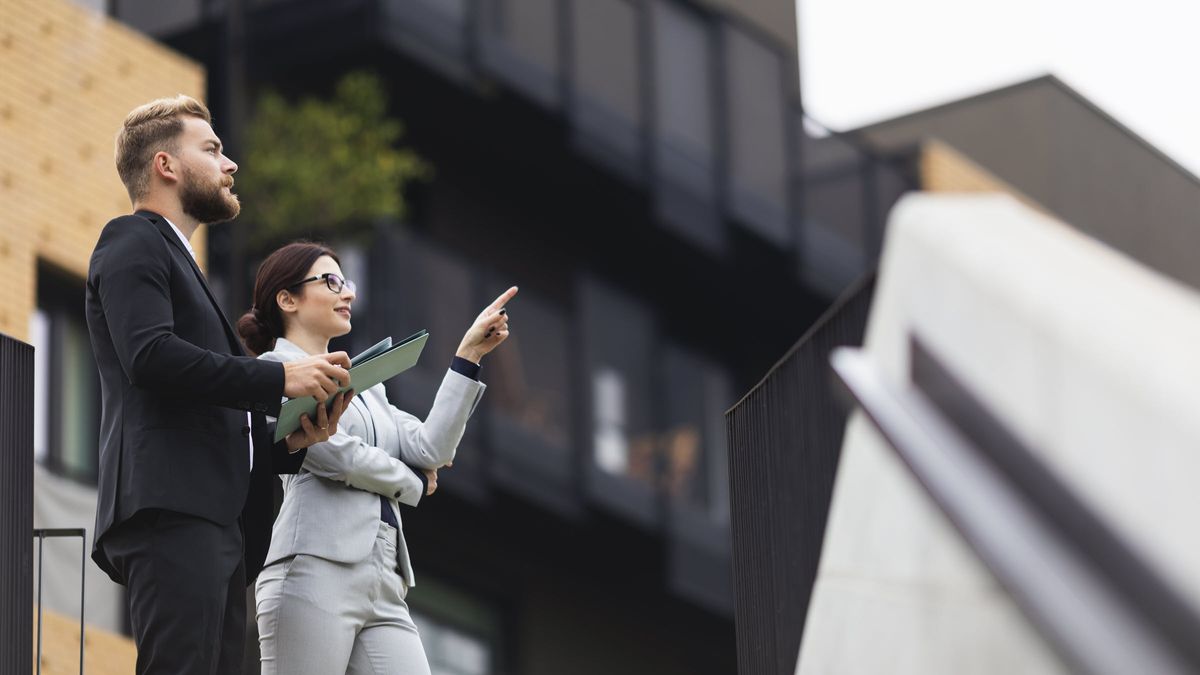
[{"xmin": 85, "ymin": 210, "xmax": 304, "ymax": 585}]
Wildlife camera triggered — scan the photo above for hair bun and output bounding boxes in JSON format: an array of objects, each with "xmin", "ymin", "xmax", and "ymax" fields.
[{"xmin": 236, "ymin": 308, "xmax": 273, "ymax": 356}]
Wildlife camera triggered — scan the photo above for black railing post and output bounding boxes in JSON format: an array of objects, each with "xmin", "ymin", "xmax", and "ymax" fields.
[{"xmin": 1, "ymin": 333, "xmax": 34, "ymax": 675}]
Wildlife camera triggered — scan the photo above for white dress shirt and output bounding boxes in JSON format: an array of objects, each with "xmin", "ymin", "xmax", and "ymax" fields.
[{"xmin": 164, "ymin": 217, "xmax": 255, "ymax": 470}]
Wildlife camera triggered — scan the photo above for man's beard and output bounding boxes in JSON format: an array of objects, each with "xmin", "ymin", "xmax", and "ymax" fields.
[{"xmin": 180, "ymin": 164, "xmax": 241, "ymax": 225}]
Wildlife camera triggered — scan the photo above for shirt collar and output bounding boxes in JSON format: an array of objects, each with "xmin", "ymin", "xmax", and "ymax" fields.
[
  {"xmin": 271, "ymin": 336, "xmax": 309, "ymax": 357},
  {"xmin": 162, "ymin": 216, "xmax": 197, "ymax": 260}
]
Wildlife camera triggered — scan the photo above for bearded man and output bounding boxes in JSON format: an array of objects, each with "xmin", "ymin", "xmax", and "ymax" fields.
[{"xmin": 84, "ymin": 95, "xmax": 354, "ymax": 674}]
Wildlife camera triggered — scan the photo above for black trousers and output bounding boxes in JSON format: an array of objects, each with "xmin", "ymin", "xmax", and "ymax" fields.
[{"xmin": 102, "ymin": 509, "xmax": 247, "ymax": 675}]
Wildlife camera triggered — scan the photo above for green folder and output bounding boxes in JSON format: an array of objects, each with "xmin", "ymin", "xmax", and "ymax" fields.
[{"xmin": 273, "ymin": 330, "xmax": 429, "ymax": 442}]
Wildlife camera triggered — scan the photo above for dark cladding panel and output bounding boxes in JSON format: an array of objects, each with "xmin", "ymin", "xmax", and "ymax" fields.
[
  {"xmin": 1, "ymin": 333, "xmax": 34, "ymax": 675},
  {"xmin": 726, "ymin": 275, "xmax": 874, "ymax": 675}
]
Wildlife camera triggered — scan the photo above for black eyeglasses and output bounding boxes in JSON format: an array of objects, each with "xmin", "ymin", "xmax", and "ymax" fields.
[{"xmin": 290, "ymin": 273, "xmax": 356, "ymax": 295}]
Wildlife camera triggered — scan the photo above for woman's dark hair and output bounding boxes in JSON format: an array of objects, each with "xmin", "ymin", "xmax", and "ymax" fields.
[{"xmin": 236, "ymin": 241, "xmax": 340, "ymax": 356}]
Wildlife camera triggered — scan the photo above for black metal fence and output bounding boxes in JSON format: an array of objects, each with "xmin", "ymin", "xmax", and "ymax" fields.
[
  {"xmin": 1, "ymin": 332, "xmax": 35, "ymax": 675},
  {"xmin": 725, "ymin": 274, "xmax": 874, "ymax": 675}
]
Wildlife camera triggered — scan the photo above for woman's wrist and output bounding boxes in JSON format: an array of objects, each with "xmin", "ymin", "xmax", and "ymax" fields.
[{"xmin": 455, "ymin": 347, "xmax": 483, "ymax": 364}]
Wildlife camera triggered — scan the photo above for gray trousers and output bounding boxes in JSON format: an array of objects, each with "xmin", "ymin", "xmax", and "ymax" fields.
[{"xmin": 255, "ymin": 523, "xmax": 431, "ymax": 675}]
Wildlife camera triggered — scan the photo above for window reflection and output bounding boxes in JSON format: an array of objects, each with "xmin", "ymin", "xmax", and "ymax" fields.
[{"xmin": 593, "ymin": 367, "xmax": 628, "ymax": 474}]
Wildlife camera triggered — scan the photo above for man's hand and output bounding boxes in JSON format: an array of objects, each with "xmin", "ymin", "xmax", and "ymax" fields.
[
  {"xmin": 456, "ymin": 286, "xmax": 517, "ymax": 363},
  {"xmin": 282, "ymin": 352, "xmax": 352, "ymax": 399},
  {"xmin": 422, "ymin": 467, "xmax": 438, "ymax": 496},
  {"xmin": 285, "ymin": 390, "xmax": 353, "ymax": 453}
]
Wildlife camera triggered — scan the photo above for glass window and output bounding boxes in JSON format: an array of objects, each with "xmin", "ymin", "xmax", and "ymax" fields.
[
  {"xmin": 660, "ymin": 346, "xmax": 731, "ymax": 523},
  {"xmin": 483, "ymin": 283, "xmax": 576, "ymax": 511},
  {"xmin": 30, "ymin": 310, "xmax": 50, "ymax": 466},
  {"xmin": 650, "ymin": 1, "xmax": 721, "ymax": 251},
  {"xmin": 568, "ymin": 0, "xmax": 645, "ymax": 178},
  {"xmin": 479, "ymin": 0, "xmax": 562, "ymax": 108},
  {"xmin": 35, "ymin": 265, "xmax": 100, "ymax": 484},
  {"xmin": 483, "ymin": 287, "xmax": 571, "ymax": 450},
  {"xmin": 724, "ymin": 26, "xmax": 790, "ymax": 245},
  {"xmin": 369, "ymin": 235, "xmax": 487, "ymax": 497},
  {"xmin": 375, "ymin": 237, "xmax": 476, "ymax": 411},
  {"xmin": 579, "ymin": 277, "xmax": 660, "ymax": 524},
  {"xmin": 662, "ymin": 346, "xmax": 733, "ymax": 613}
]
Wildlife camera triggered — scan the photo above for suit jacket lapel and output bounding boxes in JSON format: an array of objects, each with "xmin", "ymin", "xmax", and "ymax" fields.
[{"xmin": 135, "ymin": 210, "xmax": 246, "ymax": 355}]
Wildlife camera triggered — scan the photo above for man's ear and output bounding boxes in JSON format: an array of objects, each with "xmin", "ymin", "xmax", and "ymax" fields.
[{"xmin": 152, "ymin": 151, "xmax": 179, "ymax": 185}]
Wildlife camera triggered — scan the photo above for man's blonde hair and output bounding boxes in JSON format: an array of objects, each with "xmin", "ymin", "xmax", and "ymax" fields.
[{"xmin": 115, "ymin": 95, "xmax": 212, "ymax": 202}]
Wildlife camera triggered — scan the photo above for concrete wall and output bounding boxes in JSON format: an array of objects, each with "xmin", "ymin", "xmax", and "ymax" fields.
[{"xmin": 798, "ymin": 193, "xmax": 1200, "ymax": 673}]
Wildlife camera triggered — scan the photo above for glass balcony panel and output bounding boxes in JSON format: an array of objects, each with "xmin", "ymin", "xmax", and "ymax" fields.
[
  {"xmin": 568, "ymin": 0, "xmax": 644, "ymax": 179},
  {"xmin": 651, "ymin": 1, "xmax": 721, "ymax": 251},
  {"xmin": 725, "ymin": 26, "xmax": 790, "ymax": 245},
  {"xmin": 479, "ymin": 0, "xmax": 562, "ymax": 108}
]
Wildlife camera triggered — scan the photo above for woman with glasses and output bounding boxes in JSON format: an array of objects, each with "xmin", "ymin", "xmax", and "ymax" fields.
[{"xmin": 236, "ymin": 241, "xmax": 515, "ymax": 674}]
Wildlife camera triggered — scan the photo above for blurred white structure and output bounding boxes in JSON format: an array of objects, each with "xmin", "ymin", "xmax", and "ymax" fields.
[{"xmin": 798, "ymin": 193, "xmax": 1200, "ymax": 674}]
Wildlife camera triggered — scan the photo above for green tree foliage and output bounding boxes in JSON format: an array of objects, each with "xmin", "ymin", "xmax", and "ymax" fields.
[{"xmin": 238, "ymin": 71, "xmax": 431, "ymax": 248}]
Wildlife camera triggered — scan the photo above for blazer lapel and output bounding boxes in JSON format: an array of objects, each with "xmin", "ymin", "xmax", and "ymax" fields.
[{"xmin": 135, "ymin": 210, "xmax": 246, "ymax": 355}]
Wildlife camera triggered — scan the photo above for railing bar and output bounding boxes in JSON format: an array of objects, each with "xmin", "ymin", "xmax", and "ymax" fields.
[
  {"xmin": 30, "ymin": 529, "xmax": 88, "ymax": 674},
  {"xmin": 79, "ymin": 532, "xmax": 86, "ymax": 675},
  {"xmin": 36, "ymin": 531, "xmax": 43, "ymax": 675}
]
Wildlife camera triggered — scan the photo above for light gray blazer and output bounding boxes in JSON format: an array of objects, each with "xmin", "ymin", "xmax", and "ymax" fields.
[{"xmin": 258, "ymin": 337, "xmax": 486, "ymax": 587}]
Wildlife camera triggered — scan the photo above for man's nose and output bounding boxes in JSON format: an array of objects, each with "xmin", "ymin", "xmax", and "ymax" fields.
[{"xmin": 223, "ymin": 156, "xmax": 238, "ymax": 174}]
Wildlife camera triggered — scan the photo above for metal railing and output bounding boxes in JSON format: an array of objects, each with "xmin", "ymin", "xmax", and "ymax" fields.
[
  {"xmin": 33, "ymin": 527, "xmax": 87, "ymax": 675},
  {"xmin": 725, "ymin": 275, "xmax": 875, "ymax": 675}
]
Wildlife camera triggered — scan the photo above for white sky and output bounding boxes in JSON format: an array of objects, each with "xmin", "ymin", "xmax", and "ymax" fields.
[{"xmin": 797, "ymin": 0, "xmax": 1200, "ymax": 177}]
